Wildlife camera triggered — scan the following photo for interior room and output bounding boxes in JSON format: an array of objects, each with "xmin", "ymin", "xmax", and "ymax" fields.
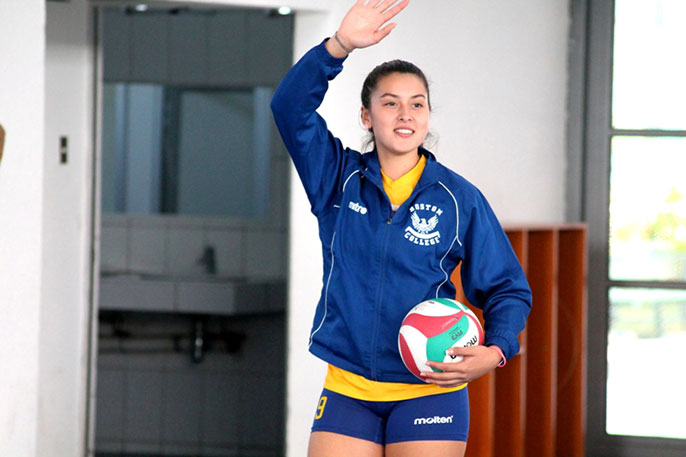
[
  {"xmin": 0, "ymin": 1, "xmax": 684, "ymax": 457},
  {"xmin": 96, "ymin": 6, "xmax": 292, "ymax": 456}
]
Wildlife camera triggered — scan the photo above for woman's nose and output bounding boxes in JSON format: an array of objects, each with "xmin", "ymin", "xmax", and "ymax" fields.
[{"xmin": 398, "ymin": 105, "xmax": 412, "ymax": 121}]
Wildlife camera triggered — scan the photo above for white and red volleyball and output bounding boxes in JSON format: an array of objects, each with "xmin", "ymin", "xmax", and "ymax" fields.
[{"xmin": 398, "ymin": 298, "xmax": 485, "ymax": 380}]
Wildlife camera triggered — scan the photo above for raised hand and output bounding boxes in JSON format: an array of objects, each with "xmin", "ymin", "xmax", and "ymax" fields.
[{"xmin": 326, "ymin": 0, "xmax": 410, "ymax": 57}]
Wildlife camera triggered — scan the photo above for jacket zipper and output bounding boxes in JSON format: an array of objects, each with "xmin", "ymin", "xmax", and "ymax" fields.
[{"xmin": 369, "ymin": 207, "xmax": 394, "ymax": 380}]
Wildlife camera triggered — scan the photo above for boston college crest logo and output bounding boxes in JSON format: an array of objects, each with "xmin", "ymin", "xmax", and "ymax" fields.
[{"xmin": 405, "ymin": 203, "xmax": 442, "ymax": 246}]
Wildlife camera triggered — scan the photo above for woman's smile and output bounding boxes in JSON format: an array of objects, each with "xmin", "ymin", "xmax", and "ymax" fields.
[{"xmin": 394, "ymin": 127, "xmax": 415, "ymax": 137}]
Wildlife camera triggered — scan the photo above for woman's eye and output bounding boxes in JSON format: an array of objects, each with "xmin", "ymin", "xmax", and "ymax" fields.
[
  {"xmin": 413, "ymin": 103, "xmax": 424, "ymax": 108},
  {"xmin": 385, "ymin": 102, "xmax": 396, "ymax": 107}
]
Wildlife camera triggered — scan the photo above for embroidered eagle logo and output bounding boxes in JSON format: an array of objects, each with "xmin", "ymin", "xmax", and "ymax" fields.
[{"xmin": 411, "ymin": 212, "xmax": 439, "ymax": 234}]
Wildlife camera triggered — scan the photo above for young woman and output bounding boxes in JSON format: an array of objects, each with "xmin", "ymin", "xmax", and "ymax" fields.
[{"xmin": 270, "ymin": 1, "xmax": 531, "ymax": 456}]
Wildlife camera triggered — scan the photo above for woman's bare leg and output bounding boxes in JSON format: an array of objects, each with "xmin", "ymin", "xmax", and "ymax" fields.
[
  {"xmin": 385, "ymin": 440, "xmax": 467, "ymax": 457},
  {"xmin": 307, "ymin": 431, "xmax": 384, "ymax": 457}
]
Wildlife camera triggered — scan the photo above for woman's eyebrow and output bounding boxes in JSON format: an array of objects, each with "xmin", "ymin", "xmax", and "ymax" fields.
[{"xmin": 378, "ymin": 93, "xmax": 427, "ymax": 99}]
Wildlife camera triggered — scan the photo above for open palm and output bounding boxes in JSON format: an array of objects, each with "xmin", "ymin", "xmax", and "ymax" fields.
[{"xmin": 337, "ymin": 0, "xmax": 410, "ymax": 50}]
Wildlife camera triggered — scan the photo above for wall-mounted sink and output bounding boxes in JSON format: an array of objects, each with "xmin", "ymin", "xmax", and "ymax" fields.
[{"xmin": 99, "ymin": 272, "xmax": 286, "ymax": 315}]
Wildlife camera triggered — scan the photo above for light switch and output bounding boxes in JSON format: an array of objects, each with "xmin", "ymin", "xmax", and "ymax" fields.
[
  {"xmin": 59, "ymin": 136, "xmax": 68, "ymax": 164},
  {"xmin": 0, "ymin": 124, "xmax": 5, "ymax": 166}
]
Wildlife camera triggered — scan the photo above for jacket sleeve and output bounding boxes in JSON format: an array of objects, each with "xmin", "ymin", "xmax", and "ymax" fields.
[
  {"xmin": 459, "ymin": 191, "xmax": 532, "ymax": 360},
  {"xmin": 270, "ymin": 39, "xmax": 352, "ymax": 216}
]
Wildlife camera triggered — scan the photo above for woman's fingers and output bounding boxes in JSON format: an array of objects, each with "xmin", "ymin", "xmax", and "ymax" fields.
[
  {"xmin": 382, "ymin": 0, "xmax": 410, "ymax": 18},
  {"xmin": 425, "ymin": 361, "xmax": 466, "ymax": 374},
  {"xmin": 372, "ymin": 1, "xmax": 408, "ymax": 42},
  {"xmin": 421, "ymin": 370, "xmax": 468, "ymax": 387},
  {"xmin": 337, "ymin": 0, "xmax": 408, "ymax": 50},
  {"xmin": 422, "ymin": 362, "xmax": 466, "ymax": 380},
  {"xmin": 430, "ymin": 380, "xmax": 467, "ymax": 388},
  {"xmin": 423, "ymin": 371, "xmax": 466, "ymax": 382},
  {"xmin": 375, "ymin": 22, "xmax": 397, "ymax": 41},
  {"xmin": 420, "ymin": 346, "xmax": 502, "ymax": 386}
]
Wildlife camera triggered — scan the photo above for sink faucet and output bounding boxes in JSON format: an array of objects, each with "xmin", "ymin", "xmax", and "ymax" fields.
[{"xmin": 197, "ymin": 245, "xmax": 217, "ymax": 275}]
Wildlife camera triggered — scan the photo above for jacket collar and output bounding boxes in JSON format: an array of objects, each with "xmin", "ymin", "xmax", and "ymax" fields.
[{"xmin": 361, "ymin": 146, "xmax": 442, "ymax": 190}]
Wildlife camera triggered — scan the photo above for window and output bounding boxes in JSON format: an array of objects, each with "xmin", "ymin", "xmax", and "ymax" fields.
[{"xmin": 579, "ymin": 1, "xmax": 686, "ymax": 455}]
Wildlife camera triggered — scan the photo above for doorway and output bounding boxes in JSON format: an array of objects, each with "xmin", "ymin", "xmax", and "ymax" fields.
[{"xmin": 92, "ymin": 5, "xmax": 293, "ymax": 456}]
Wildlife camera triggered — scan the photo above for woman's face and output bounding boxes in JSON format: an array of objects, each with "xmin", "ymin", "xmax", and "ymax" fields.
[{"xmin": 361, "ymin": 72, "xmax": 430, "ymax": 159}]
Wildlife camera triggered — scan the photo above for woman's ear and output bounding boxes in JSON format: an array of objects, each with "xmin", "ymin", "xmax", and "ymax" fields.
[{"xmin": 360, "ymin": 107, "xmax": 372, "ymax": 131}]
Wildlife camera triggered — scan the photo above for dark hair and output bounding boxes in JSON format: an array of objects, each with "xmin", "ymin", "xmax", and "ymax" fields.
[
  {"xmin": 361, "ymin": 59, "xmax": 432, "ymax": 111},
  {"xmin": 360, "ymin": 60, "xmax": 434, "ymax": 152}
]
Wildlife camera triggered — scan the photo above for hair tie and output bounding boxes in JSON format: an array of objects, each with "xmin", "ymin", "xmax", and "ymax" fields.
[{"xmin": 334, "ymin": 31, "xmax": 353, "ymax": 54}]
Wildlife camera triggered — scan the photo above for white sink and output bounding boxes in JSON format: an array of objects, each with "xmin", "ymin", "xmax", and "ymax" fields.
[{"xmin": 99, "ymin": 273, "xmax": 285, "ymax": 315}]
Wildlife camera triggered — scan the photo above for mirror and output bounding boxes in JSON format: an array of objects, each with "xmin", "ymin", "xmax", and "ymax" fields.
[
  {"xmin": 101, "ymin": 83, "xmax": 273, "ymax": 218},
  {"xmin": 100, "ymin": 7, "xmax": 292, "ymax": 219}
]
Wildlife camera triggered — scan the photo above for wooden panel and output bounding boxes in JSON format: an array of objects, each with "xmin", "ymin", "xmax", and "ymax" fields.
[
  {"xmin": 506, "ymin": 229, "xmax": 528, "ymax": 266},
  {"xmin": 493, "ymin": 229, "xmax": 528, "ymax": 457},
  {"xmin": 556, "ymin": 228, "xmax": 587, "ymax": 457},
  {"xmin": 451, "ymin": 226, "xmax": 586, "ymax": 457},
  {"xmin": 465, "ymin": 370, "xmax": 495, "ymax": 457},
  {"xmin": 494, "ymin": 338, "xmax": 526, "ymax": 457},
  {"xmin": 451, "ymin": 269, "xmax": 494, "ymax": 457},
  {"xmin": 525, "ymin": 230, "xmax": 558, "ymax": 457},
  {"xmin": 451, "ymin": 266, "xmax": 467, "ymax": 305}
]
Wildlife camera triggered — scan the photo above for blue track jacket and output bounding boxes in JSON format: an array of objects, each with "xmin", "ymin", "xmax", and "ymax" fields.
[{"xmin": 271, "ymin": 41, "xmax": 532, "ymax": 384}]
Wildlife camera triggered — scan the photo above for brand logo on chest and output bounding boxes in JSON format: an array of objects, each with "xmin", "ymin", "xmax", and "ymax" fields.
[
  {"xmin": 405, "ymin": 203, "xmax": 442, "ymax": 246},
  {"xmin": 348, "ymin": 201, "xmax": 368, "ymax": 215}
]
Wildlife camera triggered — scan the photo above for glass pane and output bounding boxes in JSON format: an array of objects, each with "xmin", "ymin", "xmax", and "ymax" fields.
[
  {"xmin": 101, "ymin": 83, "xmax": 274, "ymax": 219},
  {"xmin": 612, "ymin": 0, "xmax": 686, "ymax": 130},
  {"xmin": 609, "ymin": 136, "xmax": 686, "ymax": 281},
  {"xmin": 607, "ymin": 287, "xmax": 686, "ymax": 439}
]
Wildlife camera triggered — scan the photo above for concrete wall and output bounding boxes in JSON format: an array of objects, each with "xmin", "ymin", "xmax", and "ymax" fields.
[
  {"xmin": 0, "ymin": 1, "xmax": 45, "ymax": 456},
  {"xmin": 39, "ymin": 1, "xmax": 303, "ymax": 455},
  {"xmin": 40, "ymin": 1, "xmax": 95, "ymax": 456},
  {"xmin": 286, "ymin": 1, "xmax": 570, "ymax": 456}
]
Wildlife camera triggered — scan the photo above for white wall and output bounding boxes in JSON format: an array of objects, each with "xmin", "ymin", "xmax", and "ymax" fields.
[
  {"xmin": 286, "ymin": 1, "xmax": 570, "ymax": 456},
  {"xmin": 312, "ymin": 0, "xmax": 569, "ymax": 224},
  {"xmin": 40, "ymin": 1, "xmax": 94, "ymax": 456},
  {"xmin": 0, "ymin": 1, "xmax": 45, "ymax": 457},
  {"xmin": 0, "ymin": 1, "xmax": 570, "ymax": 456},
  {"xmin": 93, "ymin": 0, "xmax": 328, "ymax": 11}
]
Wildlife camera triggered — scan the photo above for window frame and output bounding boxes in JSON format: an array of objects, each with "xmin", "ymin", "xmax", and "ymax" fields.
[{"xmin": 573, "ymin": 1, "xmax": 686, "ymax": 455}]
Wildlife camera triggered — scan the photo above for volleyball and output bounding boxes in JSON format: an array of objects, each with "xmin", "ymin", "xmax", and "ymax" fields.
[{"xmin": 398, "ymin": 298, "xmax": 485, "ymax": 380}]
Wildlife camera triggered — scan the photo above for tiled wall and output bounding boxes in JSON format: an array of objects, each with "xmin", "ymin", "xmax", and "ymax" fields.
[
  {"xmin": 97, "ymin": 154, "xmax": 291, "ymax": 455},
  {"xmin": 100, "ymin": 152, "xmax": 290, "ymax": 281},
  {"xmin": 101, "ymin": 215, "xmax": 288, "ymax": 280},
  {"xmin": 96, "ymin": 313, "xmax": 286, "ymax": 457}
]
